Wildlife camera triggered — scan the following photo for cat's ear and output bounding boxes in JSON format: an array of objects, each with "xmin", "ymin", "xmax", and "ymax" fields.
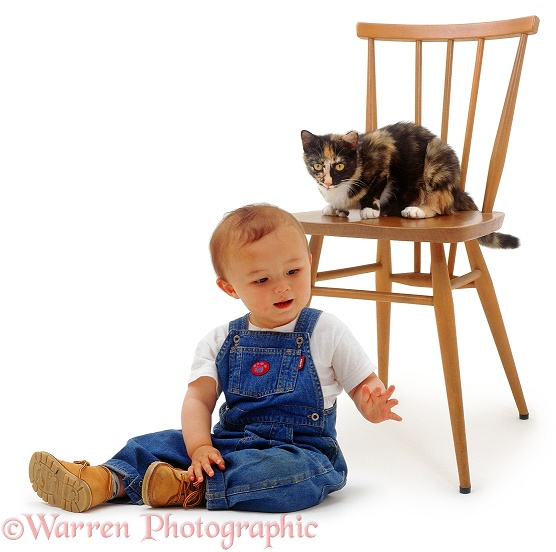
[
  {"xmin": 216, "ymin": 278, "xmax": 240, "ymax": 299},
  {"xmin": 301, "ymin": 130, "xmax": 319, "ymax": 152},
  {"xmin": 341, "ymin": 131, "xmax": 359, "ymax": 150}
]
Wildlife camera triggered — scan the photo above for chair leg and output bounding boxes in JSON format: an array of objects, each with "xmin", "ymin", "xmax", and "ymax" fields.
[
  {"xmin": 465, "ymin": 239, "xmax": 528, "ymax": 418},
  {"xmin": 307, "ymin": 235, "xmax": 324, "ymax": 307},
  {"xmin": 430, "ymin": 242, "xmax": 471, "ymax": 493},
  {"xmin": 376, "ymin": 239, "xmax": 392, "ymax": 387}
]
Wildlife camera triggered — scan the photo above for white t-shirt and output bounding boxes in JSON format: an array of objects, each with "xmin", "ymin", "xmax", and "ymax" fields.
[{"xmin": 188, "ymin": 311, "xmax": 376, "ymax": 409}]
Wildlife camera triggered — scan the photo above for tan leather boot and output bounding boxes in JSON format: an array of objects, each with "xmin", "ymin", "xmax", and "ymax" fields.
[
  {"xmin": 29, "ymin": 451, "xmax": 113, "ymax": 512},
  {"xmin": 142, "ymin": 462, "xmax": 205, "ymax": 508}
]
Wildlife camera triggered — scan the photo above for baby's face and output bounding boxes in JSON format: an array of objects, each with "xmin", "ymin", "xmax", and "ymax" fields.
[{"xmin": 220, "ymin": 224, "xmax": 312, "ymax": 329}]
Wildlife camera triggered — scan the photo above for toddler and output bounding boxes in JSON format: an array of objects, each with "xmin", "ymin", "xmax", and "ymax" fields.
[{"xmin": 29, "ymin": 203, "xmax": 401, "ymax": 513}]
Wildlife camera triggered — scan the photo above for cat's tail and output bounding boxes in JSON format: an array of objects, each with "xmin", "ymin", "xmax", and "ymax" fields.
[
  {"xmin": 478, "ymin": 233, "xmax": 520, "ymax": 249},
  {"xmin": 454, "ymin": 189, "xmax": 520, "ymax": 249}
]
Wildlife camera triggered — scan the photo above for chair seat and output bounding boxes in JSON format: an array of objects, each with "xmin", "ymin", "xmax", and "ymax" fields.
[{"xmin": 294, "ymin": 210, "xmax": 505, "ymax": 243}]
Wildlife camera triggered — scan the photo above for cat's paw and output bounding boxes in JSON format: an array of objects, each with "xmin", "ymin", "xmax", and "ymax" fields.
[
  {"xmin": 322, "ymin": 205, "xmax": 349, "ymax": 217},
  {"xmin": 360, "ymin": 207, "xmax": 380, "ymax": 219},
  {"xmin": 401, "ymin": 206, "xmax": 426, "ymax": 219}
]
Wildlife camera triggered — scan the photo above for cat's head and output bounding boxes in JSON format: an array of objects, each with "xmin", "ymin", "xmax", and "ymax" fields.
[{"xmin": 301, "ymin": 130, "xmax": 359, "ymax": 189}]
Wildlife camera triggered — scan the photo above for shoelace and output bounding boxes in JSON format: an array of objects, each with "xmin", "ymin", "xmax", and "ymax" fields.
[
  {"xmin": 177, "ymin": 473, "xmax": 205, "ymax": 508},
  {"xmin": 72, "ymin": 460, "xmax": 113, "ymax": 500},
  {"xmin": 73, "ymin": 460, "xmax": 91, "ymax": 479}
]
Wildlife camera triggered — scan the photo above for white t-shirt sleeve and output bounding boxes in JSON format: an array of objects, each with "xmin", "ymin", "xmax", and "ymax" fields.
[
  {"xmin": 188, "ymin": 322, "xmax": 228, "ymax": 395},
  {"xmin": 310, "ymin": 312, "xmax": 377, "ymax": 396}
]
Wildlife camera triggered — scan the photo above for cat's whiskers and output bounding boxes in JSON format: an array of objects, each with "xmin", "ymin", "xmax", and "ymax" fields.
[{"xmin": 341, "ymin": 178, "xmax": 365, "ymax": 190}]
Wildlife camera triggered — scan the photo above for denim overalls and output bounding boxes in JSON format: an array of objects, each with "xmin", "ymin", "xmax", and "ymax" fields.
[{"xmin": 105, "ymin": 307, "xmax": 348, "ymax": 512}]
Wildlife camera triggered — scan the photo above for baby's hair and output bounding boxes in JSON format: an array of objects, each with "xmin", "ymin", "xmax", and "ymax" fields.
[{"xmin": 209, "ymin": 203, "xmax": 308, "ymax": 279}]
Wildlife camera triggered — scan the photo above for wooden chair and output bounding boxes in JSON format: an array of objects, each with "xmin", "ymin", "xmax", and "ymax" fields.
[{"xmin": 294, "ymin": 16, "xmax": 539, "ymax": 493}]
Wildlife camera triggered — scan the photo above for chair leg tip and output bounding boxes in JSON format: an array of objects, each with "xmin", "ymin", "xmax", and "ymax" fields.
[
  {"xmin": 459, "ymin": 486, "xmax": 471, "ymax": 494},
  {"xmin": 519, "ymin": 413, "xmax": 529, "ymax": 420}
]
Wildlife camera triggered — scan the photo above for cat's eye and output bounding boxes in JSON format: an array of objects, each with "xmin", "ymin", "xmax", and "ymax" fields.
[
  {"xmin": 313, "ymin": 163, "xmax": 323, "ymax": 172},
  {"xmin": 335, "ymin": 163, "xmax": 345, "ymax": 171}
]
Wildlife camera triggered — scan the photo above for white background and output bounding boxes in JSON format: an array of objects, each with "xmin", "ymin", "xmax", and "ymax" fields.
[{"xmin": 1, "ymin": 1, "xmax": 554, "ymax": 551}]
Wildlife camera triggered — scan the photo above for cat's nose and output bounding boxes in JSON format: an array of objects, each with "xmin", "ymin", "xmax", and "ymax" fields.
[{"xmin": 323, "ymin": 178, "xmax": 333, "ymax": 188}]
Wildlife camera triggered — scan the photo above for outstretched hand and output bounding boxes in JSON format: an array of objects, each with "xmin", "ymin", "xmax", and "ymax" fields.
[{"xmin": 359, "ymin": 384, "xmax": 402, "ymax": 423}]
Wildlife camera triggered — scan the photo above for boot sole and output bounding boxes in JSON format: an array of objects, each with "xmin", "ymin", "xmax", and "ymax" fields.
[{"xmin": 29, "ymin": 451, "xmax": 92, "ymax": 513}]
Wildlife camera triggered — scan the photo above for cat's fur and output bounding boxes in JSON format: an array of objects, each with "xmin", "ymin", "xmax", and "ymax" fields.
[{"xmin": 301, "ymin": 121, "xmax": 519, "ymax": 249}]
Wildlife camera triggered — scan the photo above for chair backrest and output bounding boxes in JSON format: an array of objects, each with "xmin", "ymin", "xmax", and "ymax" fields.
[{"xmin": 356, "ymin": 16, "xmax": 539, "ymax": 214}]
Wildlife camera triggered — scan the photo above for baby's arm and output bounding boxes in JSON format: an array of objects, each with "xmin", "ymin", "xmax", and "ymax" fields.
[
  {"xmin": 181, "ymin": 376, "xmax": 225, "ymax": 482},
  {"xmin": 348, "ymin": 372, "xmax": 402, "ymax": 423}
]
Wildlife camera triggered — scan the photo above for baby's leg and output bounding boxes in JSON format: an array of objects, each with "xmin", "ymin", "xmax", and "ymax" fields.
[
  {"xmin": 102, "ymin": 429, "xmax": 189, "ymax": 505},
  {"xmin": 206, "ymin": 446, "xmax": 347, "ymax": 512},
  {"xmin": 29, "ymin": 429, "xmax": 189, "ymax": 512}
]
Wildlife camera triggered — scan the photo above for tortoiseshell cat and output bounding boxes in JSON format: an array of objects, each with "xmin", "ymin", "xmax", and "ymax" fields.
[{"xmin": 301, "ymin": 121, "xmax": 519, "ymax": 249}]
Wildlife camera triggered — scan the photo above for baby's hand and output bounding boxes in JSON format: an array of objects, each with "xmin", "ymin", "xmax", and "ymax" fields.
[
  {"xmin": 361, "ymin": 384, "xmax": 402, "ymax": 423},
  {"xmin": 188, "ymin": 445, "xmax": 226, "ymax": 482}
]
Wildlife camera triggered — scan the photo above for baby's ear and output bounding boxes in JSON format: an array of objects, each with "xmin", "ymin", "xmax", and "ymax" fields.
[{"xmin": 216, "ymin": 278, "xmax": 240, "ymax": 299}]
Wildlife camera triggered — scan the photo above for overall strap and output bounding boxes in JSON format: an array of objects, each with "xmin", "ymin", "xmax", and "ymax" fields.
[
  {"xmin": 229, "ymin": 313, "xmax": 250, "ymax": 331},
  {"xmin": 294, "ymin": 307, "xmax": 322, "ymax": 337}
]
